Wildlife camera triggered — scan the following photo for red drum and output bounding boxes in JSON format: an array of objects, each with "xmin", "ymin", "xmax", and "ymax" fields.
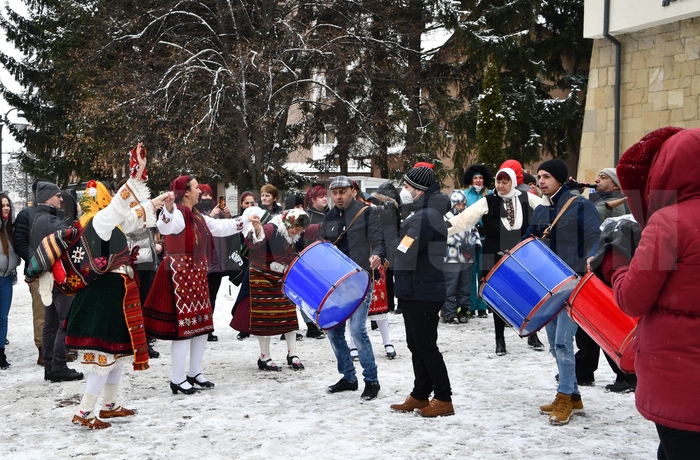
[{"xmin": 566, "ymin": 273, "xmax": 638, "ymax": 373}]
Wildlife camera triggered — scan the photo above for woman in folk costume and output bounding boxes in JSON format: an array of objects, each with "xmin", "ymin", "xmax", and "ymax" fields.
[
  {"xmin": 143, "ymin": 175, "xmax": 258, "ymax": 395},
  {"xmin": 447, "ymin": 167, "xmax": 541, "ymax": 356},
  {"xmin": 230, "ymin": 208, "xmax": 310, "ymax": 371},
  {"xmin": 33, "ymin": 144, "xmax": 171, "ymax": 429}
]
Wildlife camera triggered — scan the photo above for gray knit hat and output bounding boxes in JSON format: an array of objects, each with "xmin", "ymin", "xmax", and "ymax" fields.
[
  {"xmin": 35, "ymin": 181, "xmax": 61, "ymax": 204},
  {"xmin": 403, "ymin": 166, "xmax": 435, "ymax": 191},
  {"xmin": 599, "ymin": 167, "xmax": 621, "ymax": 189}
]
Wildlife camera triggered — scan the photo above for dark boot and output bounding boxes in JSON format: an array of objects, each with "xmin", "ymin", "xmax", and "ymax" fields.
[
  {"xmin": 37, "ymin": 346, "xmax": 44, "ymax": 366},
  {"xmin": 305, "ymin": 322, "xmax": 325, "ymax": 339},
  {"xmin": 0, "ymin": 348, "xmax": 10, "ymax": 369},
  {"xmin": 495, "ymin": 338, "xmax": 507, "ymax": 356}
]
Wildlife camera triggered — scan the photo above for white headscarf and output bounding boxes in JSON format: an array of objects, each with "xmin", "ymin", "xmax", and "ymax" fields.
[{"xmin": 496, "ymin": 168, "xmax": 521, "ymax": 199}]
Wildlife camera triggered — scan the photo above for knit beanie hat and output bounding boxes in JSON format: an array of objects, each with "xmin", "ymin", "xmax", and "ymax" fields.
[
  {"xmin": 537, "ymin": 159, "xmax": 568, "ymax": 185},
  {"xmin": 599, "ymin": 167, "xmax": 620, "ymax": 189},
  {"xmin": 284, "ymin": 193, "xmax": 304, "ymax": 210},
  {"xmin": 35, "ymin": 181, "xmax": 61, "ymax": 204},
  {"xmin": 403, "ymin": 166, "xmax": 435, "ymax": 191}
]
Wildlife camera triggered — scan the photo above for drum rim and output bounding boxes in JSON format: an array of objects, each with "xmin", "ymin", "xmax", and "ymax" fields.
[{"xmin": 519, "ymin": 275, "xmax": 578, "ymax": 336}]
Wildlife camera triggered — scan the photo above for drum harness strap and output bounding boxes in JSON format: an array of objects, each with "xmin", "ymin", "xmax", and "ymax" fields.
[
  {"xmin": 333, "ymin": 205, "xmax": 369, "ymax": 246},
  {"xmin": 541, "ymin": 196, "xmax": 580, "ymax": 240}
]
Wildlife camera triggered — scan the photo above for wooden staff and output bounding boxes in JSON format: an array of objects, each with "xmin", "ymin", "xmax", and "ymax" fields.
[{"xmin": 605, "ymin": 196, "xmax": 628, "ymax": 210}]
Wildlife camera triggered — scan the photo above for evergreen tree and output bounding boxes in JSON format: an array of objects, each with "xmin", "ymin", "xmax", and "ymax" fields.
[{"xmin": 476, "ymin": 60, "xmax": 506, "ymax": 170}]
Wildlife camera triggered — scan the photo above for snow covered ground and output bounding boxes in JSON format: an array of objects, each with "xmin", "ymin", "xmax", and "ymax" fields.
[{"xmin": 1, "ymin": 276, "xmax": 659, "ymax": 460}]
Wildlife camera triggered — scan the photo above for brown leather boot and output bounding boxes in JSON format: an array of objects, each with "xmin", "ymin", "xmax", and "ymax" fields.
[
  {"xmin": 415, "ymin": 398, "xmax": 455, "ymax": 417},
  {"xmin": 37, "ymin": 347, "xmax": 44, "ymax": 366},
  {"xmin": 390, "ymin": 395, "xmax": 429, "ymax": 412}
]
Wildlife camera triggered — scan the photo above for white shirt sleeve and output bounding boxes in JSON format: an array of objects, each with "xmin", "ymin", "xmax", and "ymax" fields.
[
  {"xmin": 157, "ymin": 206, "xmax": 186, "ymax": 235},
  {"xmin": 203, "ymin": 214, "xmax": 246, "ymax": 237},
  {"xmin": 448, "ymin": 197, "xmax": 488, "ymax": 236}
]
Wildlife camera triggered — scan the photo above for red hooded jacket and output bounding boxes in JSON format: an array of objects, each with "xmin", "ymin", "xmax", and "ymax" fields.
[{"xmin": 612, "ymin": 127, "xmax": 700, "ymax": 433}]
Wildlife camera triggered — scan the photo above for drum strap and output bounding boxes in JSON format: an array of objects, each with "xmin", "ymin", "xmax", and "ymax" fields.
[
  {"xmin": 542, "ymin": 196, "xmax": 580, "ymax": 239},
  {"xmin": 333, "ymin": 206, "xmax": 369, "ymax": 245}
]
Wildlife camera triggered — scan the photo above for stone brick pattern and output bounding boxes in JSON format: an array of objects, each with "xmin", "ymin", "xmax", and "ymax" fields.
[{"xmin": 578, "ymin": 17, "xmax": 700, "ymax": 182}]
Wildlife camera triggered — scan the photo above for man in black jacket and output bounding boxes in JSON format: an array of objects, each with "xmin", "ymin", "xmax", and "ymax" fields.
[
  {"xmin": 30, "ymin": 180, "xmax": 83, "ymax": 383},
  {"xmin": 320, "ymin": 175, "xmax": 385, "ymax": 401},
  {"xmin": 389, "ymin": 166, "xmax": 454, "ymax": 417},
  {"xmin": 14, "ymin": 179, "xmax": 50, "ymax": 366}
]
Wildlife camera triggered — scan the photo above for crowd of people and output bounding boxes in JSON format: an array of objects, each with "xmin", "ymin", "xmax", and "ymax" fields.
[{"xmin": 1, "ymin": 132, "xmax": 698, "ymax": 458}]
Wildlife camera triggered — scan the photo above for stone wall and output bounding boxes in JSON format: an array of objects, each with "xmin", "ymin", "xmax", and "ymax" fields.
[{"xmin": 578, "ymin": 16, "xmax": 700, "ymax": 182}]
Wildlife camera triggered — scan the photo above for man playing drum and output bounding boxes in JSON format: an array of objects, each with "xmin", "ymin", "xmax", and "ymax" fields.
[
  {"xmin": 524, "ymin": 159, "xmax": 600, "ymax": 426},
  {"xmin": 316, "ymin": 175, "xmax": 385, "ymax": 401}
]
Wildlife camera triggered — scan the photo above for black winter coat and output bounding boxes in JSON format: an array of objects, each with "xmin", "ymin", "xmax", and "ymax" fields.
[{"xmin": 394, "ymin": 183, "xmax": 450, "ymax": 303}]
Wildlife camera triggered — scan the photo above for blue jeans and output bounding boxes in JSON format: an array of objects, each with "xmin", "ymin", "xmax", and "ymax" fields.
[
  {"xmin": 545, "ymin": 309, "xmax": 579, "ymax": 395},
  {"xmin": 326, "ymin": 287, "xmax": 378, "ymax": 383},
  {"xmin": 0, "ymin": 276, "xmax": 13, "ymax": 345}
]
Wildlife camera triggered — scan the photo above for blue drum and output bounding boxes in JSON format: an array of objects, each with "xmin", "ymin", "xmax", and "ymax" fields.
[
  {"xmin": 479, "ymin": 237, "xmax": 579, "ymax": 337},
  {"xmin": 283, "ymin": 240, "xmax": 371, "ymax": 330}
]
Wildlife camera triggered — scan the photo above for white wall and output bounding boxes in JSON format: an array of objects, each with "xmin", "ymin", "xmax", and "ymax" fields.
[{"xmin": 584, "ymin": 0, "xmax": 700, "ymax": 39}]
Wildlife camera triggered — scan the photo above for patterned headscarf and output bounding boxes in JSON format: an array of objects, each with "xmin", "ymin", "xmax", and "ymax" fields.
[
  {"xmin": 78, "ymin": 180, "xmax": 112, "ymax": 227},
  {"xmin": 282, "ymin": 208, "xmax": 310, "ymax": 229}
]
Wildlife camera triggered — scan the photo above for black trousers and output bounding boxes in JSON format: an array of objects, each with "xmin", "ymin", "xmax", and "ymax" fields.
[
  {"xmin": 207, "ymin": 272, "xmax": 224, "ymax": 314},
  {"xmin": 575, "ymin": 328, "xmax": 600, "ymax": 381},
  {"xmin": 400, "ymin": 299, "xmax": 452, "ymax": 402},
  {"xmin": 656, "ymin": 423, "xmax": 700, "ymax": 460}
]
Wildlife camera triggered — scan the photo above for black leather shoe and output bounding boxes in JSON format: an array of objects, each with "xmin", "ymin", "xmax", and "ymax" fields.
[
  {"xmin": 305, "ymin": 323, "xmax": 326, "ymax": 339},
  {"xmin": 170, "ymin": 381, "xmax": 201, "ymax": 395},
  {"xmin": 361, "ymin": 381, "xmax": 380, "ymax": 400},
  {"xmin": 148, "ymin": 343, "xmax": 160, "ymax": 359},
  {"xmin": 50, "ymin": 368, "xmax": 84, "ymax": 382},
  {"xmin": 327, "ymin": 378, "xmax": 359, "ymax": 393},
  {"xmin": 207, "ymin": 333, "xmax": 218, "ymax": 342},
  {"xmin": 257, "ymin": 358, "xmax": 282, "ymax": 371},
  {"xmin": 495, "ymin": 338, "xmax": 506, "ymax": 356},
  {"xmin": 286, "ymin": 354, "xmax": 305, "ymax": 370},
  {"xmin": 187, "ymin": 373, "xmax": 215, "ymax": 389},
  {"xmin": 237, "ymin": 332, "xmax": 250, "ymax": 340}
]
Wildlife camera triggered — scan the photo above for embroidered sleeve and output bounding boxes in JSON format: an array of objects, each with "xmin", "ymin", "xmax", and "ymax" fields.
[{"xmin": 158, "ymin": 206, "xmax": 186, "ymax": 235}]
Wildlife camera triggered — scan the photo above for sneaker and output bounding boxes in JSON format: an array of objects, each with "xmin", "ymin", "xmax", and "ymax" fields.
[
  {"xmin": 527, "ymin": 333, "xmax": 545, "ymax": 351},
  {"xmin": 457, "ymin": 314, "xmax": 469, "ymax": 323},
  {"xmin": 477, "ymin": 310, "xmax": 488, "ymax": 318},
  {"xmin": 442, "ymin": 317, "xmax": 459, "ymax": 324},
  {"xmin": 390, "ymin": 395, "xmax": 429, "ymax": 412},
  {"xmin": 50, "ymin": 368, "xmax": 84, "ymax": 382},
  {"xmin": 361, "ymin": 381, "xmax": 380, "ymax": 400},
  {"xmin": 605, "ymin": 378, "xmax": 637, "ymax": 393},
  {"xmin": 540, "ymin": 392, "xmax": 584, "ymax": 416},
  {"xmin": 328, "ymin": 378, "xmax": 358, "ymax": 393},
  {"xmin": 72, "ymin": 414, "xmax": 111, "ymax": 429},
  {"xmin": 548, "ymin": 393, "xmax": 574, "ymax": 425},
  {"xmin": 415, "ymin": 398, "xmax": 455, "ymax": 417}
]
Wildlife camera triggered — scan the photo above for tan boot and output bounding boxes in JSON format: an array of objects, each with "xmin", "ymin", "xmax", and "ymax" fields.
[
  {"xmin": 390, "ymin": 395, "xmax": 429, "ymax": 412},
  {"xmin": 540, "ymin": 392, "xmax": 584, "ymax": 415},
  {"xmin": 548, "ymin": 393, "xmax": 573, "ymax": 425},
  {"xmin": 415, "ymin": 398, "xmax": 455, "ymax": 417}
]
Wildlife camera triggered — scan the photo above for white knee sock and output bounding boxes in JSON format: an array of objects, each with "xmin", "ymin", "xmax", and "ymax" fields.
[
  {"xmin": 85, "ymin": 372, "xmax": 109, "ymax": 395},
  {"xmin": 285, "ymin": 332, "xmax": 297, "ymax": 358},
  {"xmin": 77, "ymin": 393, "xmax": 100, "ymax": 419},
  {"xmin": 188, "ymin": 334, "xmax": 208, "ymax": 380},
  {"xmin": 376, "ymin": 318, "xmax": 392, "ymax": 346},
  {"xmin": 258, "ymin": 336, "xmax": 271, "ymax": 361},
  {"xmin": 171, "ymin": 339, "xmax": 191, "ymax": 388},
  {"xmin": 102, "ymin": 366, "xmax": 124, "ymax": 409}
]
